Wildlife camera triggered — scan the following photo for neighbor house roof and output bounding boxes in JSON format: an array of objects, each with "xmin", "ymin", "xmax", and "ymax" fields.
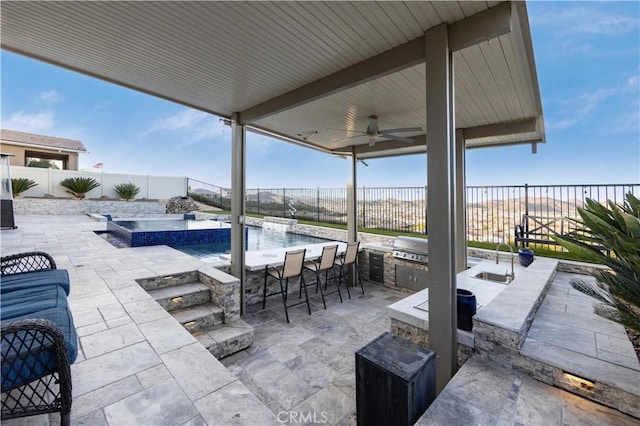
[
  {"xmin": 0, "ymin": 129, "xmax": 87, "ymax": 153},
  {"xmin": 0, "ymin": 1, "xmax": 544, "ymax": 159}
]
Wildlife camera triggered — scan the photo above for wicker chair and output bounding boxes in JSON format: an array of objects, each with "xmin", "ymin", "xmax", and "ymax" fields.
[
  {"xmin": 1, "ymin": 251, "xmax": 57, "ymax": 275},
  {"xmin": 1, "ymin": 251, "xmax": 74, "ymax": 426}
]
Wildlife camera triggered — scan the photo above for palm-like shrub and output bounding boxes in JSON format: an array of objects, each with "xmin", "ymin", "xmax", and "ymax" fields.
[
  {"xmin": 553, "ymin": 193, "xmax": 640, "ymax": 359},
  {"xmin": 11, "ymin": 178, "xmax": 38, "ymax": 196},
  {"xmin": 60, "ymin": 177, "xmax": 100, "ymax": 199},
  {"xmin": 114, "ymin": 182, "xmax": 141, "ymax": 201}
]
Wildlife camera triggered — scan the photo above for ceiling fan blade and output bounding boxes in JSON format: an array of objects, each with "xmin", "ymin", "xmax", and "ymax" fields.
[
  {"xmin": 328, "ymin": 128, "xmax": 367, "ymax": 134},
  {"xmin": 332, "ymin": 134, "xmax": 367, "ymax": 143},
  {"xmin": 381, "ymin": 134, "xmax": 415, "ymax": 143},
  {"xmin": 381, "ymin": 127, "xmax": 422, "ymax": 134}
]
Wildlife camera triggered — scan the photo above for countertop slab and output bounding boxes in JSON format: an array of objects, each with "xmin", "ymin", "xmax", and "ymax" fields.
[{"xmin": 387, "ymin": 256, "xmax": 557, "ymax": 337}]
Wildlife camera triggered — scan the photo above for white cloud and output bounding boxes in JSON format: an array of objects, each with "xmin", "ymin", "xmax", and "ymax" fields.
[
  {"xmin": 575, "ymin": 87, "xmax": 618, "ymax": 115},
  {"xmin": 39, "ymin": 90, "xmax": 60, "ymax": 103},
  {"xmin": 547, "ymin": 75, "xmax": 638, "ymax": 131},
  {"xmin": 532, "ymin": 6, "xmax": 638, "ymax": 36},
  {"xmin": 530, "ymin": 5, "xmax": 639, "ymax": 59},
  {"xmin": 545, "ymin": 118, "xmax": 577, "ymax": 131},
  {"xmin": 148, "ymin": 108, "xmax": 226, "ymax": 144},
  {"xmin": 151, "ymin": 109, "xmax": 206, "ymax": 131},
  {"xmin": 91, "ymin": 101, "xmax": 110, "ymax": 111},
  {"xmin": 2, "ymin": 111, "xmax": 55, "ymax": 133}
]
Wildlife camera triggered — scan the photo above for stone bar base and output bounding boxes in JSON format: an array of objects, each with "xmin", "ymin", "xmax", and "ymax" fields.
[{"xmin": 389, "ymin": 318, "xmax": 473, "ymax": 370}]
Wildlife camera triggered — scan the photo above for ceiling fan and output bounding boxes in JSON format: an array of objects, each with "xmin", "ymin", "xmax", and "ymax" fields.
[{"xmin": 332, "ymin": 115, "xmax": 422, "ymax": 146}]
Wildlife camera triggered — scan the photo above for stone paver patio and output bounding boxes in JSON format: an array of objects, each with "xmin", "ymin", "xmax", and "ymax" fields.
[{"xmin": 1, "ymin": 215, "xmax": 638, "ymax": 425}]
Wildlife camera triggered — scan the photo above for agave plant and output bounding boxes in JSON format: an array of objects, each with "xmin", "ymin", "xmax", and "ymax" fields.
[
  {"xmin": 60, "ymin": 177, "xmax": 100, "ymax": 199},
  {"xmin": 113, "ymin": 182, "xmax": 141, "ymax": 201},
  {"xmin": 553, "ymin": 193, "xmax": 640, "ymax": 359},
  {"xmin": 11, "ymin": 178, "xmax": 38, "ymax": 196}
]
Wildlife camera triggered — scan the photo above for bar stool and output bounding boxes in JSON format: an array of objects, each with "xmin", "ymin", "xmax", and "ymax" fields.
[
  {"xmin": 335, "ymin": 241, "xmax": 364, "ymax": 298},
  {"xmin": 303, "ymin": 244, "xmax": 342, "ymax": 309},
  {"xmin": 263, "ymin": 248, "xmax": 310, "ymax": 323}
]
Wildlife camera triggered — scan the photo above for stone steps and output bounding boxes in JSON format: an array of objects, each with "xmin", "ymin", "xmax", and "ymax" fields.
[
  {"xmin": 148, "ymin": 282, "xmax": 211, "ymax": 312},
  {"xmin": 171, "ymin": 303, "xmax": 224, "ymax": 334},
  {"xmin": 194, "ymin": 319, "xmax": 254, "ymax": 360},
  {"xmin": 470, "ymin": 259, "xmax": 640, "ymax": 418},
  {"xmin": 137, "ymin": 271, "xmax": 200, "ymax": 291},
  {"xmin": 143, "ymin": 274, "xmax": 254, "ymax": 360}
]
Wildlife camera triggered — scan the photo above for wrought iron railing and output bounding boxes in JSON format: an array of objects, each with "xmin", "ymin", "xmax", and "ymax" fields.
[{"xmin": 187, "ymin": 179, "xmax": 640, "ymax": 250}]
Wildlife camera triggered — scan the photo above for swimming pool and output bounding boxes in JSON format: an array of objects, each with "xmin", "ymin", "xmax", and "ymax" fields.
[{"xmin": 178, "ymin": 226, "xmax": 330, "ymax": 262}]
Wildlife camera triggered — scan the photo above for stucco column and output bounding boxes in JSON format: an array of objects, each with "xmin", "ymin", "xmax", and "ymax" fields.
[
  {"xmin": 230, "ymin": 113, "xmax": 247, "ymax": 314},
  {"xmin": 455, "ymin": 129, "xmax": 467, "ymax": 272},
  {"xmin": 425, "ymin": 24, "xmax": 457, "ymax": 394},
  {"xmin": 347, "ymin": 148, "xmax": 358, "ymax": 243}
]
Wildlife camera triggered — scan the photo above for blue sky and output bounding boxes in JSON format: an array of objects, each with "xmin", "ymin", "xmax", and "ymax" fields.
[{"xmin": 1, "ymin": 1, "xmax": 638, "ymax": 188}]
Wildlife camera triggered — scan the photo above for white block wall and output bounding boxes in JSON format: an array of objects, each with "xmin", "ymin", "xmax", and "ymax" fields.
[{"xmin": 10, "ymin": 166, "xmax": 187, "ymax": 199}]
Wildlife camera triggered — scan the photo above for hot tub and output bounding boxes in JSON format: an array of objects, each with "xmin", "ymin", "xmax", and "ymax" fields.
[{"xmin": 106, "ymin": 218, "xmax": 232, "ymax": 247}]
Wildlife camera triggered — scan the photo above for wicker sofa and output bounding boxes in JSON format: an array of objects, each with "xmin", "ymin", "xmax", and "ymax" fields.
[{"xmin": 1, "ymin": 251, "xmax": 77, "ymax": 426}]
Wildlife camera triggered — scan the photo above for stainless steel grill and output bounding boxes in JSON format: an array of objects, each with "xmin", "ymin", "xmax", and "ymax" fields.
[{"xmin": 392, "ymin": 236, "xmax": 428, "ymax": 264}]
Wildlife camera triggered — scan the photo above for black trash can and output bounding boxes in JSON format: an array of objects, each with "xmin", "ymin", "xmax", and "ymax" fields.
[
  {"xmin": 355, "ymin": 332, "xmax": 436, "ymax": 426},
  {"xmin": 457, "ymin": 289, "xmax": 477, "ymax": 331}
]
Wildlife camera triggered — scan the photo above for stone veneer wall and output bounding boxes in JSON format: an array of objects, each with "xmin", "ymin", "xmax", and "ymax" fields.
[
  {"xmin": 14, "ymin": 198, "xmax": 166, "ymax": 215},
  {"xmin": 390, "ymin": 318, "xmax": 473, "ymax": 369},
  {"xmin": 198, "ymin": 265, "xmax": 241, "ymax": 322},
  {"xmin": 220, "ymin": 264, "xmax": 324, "ymax": 307}
]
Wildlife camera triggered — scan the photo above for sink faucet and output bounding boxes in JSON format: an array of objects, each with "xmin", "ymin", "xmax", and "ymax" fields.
[{"xmin": 496, "ymin": 243, "xmax": 515, "ymax": 281}]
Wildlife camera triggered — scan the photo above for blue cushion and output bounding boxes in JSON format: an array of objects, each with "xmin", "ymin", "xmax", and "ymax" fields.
[
  {"xmin": 0, "ymin": 285, "xmax": 78, "ymax": 392},
  {"xmin": 1, "ymin": 286, "xmax": 68, "ymax": 320},
  {"xmin": 1, "ymin": 306, "xmax": 78, "ymax": 390},
  {"xmin": 0, "ymin": 269, "xmax": 70, "ymax": 296}
]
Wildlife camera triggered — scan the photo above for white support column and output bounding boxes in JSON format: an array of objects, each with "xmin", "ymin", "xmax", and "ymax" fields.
[
  {"xmin": 425, "ymin": 24, "xmax": 457, "ymax": 394},
  {"xmin": 455, "ymin": 129, "xmax": 467, "ymax": 272},
  {"xmin": 346, "ymin": 150, "xmax": 358, "ymax": 286},
  {"xmin": 347, "ymin": 150, "xmax": 358, "ymax": 243},
  {"xmin": 230, "ymin": 113, "xmax": 247, "ymax": 314}
]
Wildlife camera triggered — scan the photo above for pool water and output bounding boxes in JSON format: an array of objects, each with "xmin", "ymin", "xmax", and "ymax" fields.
[{"xmin": 179, "ymin": 226, "xmax": 330, "ymax": 262}]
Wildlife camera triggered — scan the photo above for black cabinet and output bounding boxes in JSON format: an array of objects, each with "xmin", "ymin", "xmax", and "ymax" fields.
[
  {"xmin": 356, "ymin": 332, "xmax": 436, "ymax": 426},
  {"xmin": 369, "ymin": 252, "xmax": 384, "ymax": 283}
]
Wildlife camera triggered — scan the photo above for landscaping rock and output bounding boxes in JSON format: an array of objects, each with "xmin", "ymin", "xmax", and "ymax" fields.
[{"xmin": 166, "ymin": 196, "xmax": 200, "ymax": 214}]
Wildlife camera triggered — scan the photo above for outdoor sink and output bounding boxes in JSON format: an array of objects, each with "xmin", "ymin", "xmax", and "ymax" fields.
[{"xmin": 473, "ymin": 271, "xmax": 511, "ymax": 284}]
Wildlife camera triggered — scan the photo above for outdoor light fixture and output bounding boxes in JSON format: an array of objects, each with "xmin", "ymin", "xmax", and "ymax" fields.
[
  {"xmin": 531, "ymin": 142, "xmax": 537, "ymax": 154},
  {"xmin": 561, "ymin": 371, "xmax": 595, "ymax": 392}
]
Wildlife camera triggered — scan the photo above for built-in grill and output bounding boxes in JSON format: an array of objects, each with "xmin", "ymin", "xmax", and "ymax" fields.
[{"xmin": 392, "ymin": 236, "xmax": 428, "ymax": 264}]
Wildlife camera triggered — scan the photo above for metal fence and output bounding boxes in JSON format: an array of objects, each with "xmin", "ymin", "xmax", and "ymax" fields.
[{"xmin": 188, "ymin": 179, "xmax": 640, "ymax": 250}]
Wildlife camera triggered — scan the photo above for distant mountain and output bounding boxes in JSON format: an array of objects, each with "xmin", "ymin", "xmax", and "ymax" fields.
[
  {"xmin": 467, "ymin": 196, "xmax": 581, "ymax": 216},
  {"xmin": 192, "ymin": 188, "xmax": 216, "ymax": 195},
  {"xmin": 246, "ymin": 191, "xmax": 293, "ymax": 203}
]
